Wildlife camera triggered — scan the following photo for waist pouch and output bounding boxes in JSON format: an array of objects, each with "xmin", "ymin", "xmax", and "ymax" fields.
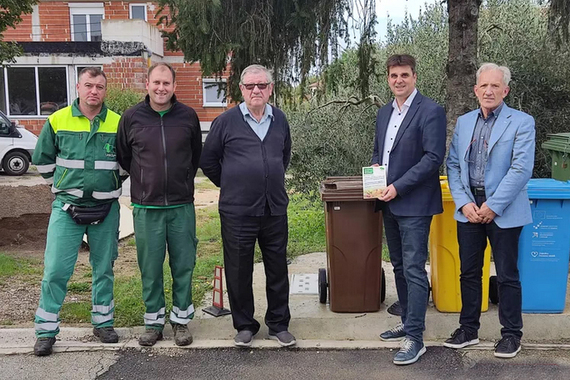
[{"xmin": 63, "ymin": 203, "xmax": 112, "ymax": 225}]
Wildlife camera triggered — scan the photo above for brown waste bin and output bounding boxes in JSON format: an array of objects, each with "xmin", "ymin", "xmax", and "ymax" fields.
[{"xmin": 319, "ymin": 176, "xmax": 385, "ymax": 312}]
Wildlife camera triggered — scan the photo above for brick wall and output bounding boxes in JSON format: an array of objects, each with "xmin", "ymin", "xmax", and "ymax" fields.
[
  {"xmin": 40, "ymin": 2, "xmax": 71, "ymax": 41},
  {"xmin": 106, "ymin": 56, "xmax": 147, "ymax": 91},
  {"xmin": 2, "ymin": 13, "xmax": 33, "ymax": 41},
  {"xmin": 17, "ymin": 119, "xmax": 45, "ymax": 135}
]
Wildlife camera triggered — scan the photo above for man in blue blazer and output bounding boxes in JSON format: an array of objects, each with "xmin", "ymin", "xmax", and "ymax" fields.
[
  {"xmin": 445, "ymin": 63, "xmax": 535, "ymax": 358},
  {"xmin": 371, "ymin": 54, "xmax": 446, "ymax": 365}
]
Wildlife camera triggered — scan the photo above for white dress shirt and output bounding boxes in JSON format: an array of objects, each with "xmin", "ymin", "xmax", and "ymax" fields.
[{"xmin": 382, "ymin": 88, "xmax": 418, "ymax": 170}]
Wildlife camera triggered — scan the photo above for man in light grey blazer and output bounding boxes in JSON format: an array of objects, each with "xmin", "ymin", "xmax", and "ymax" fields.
[{"xmin": 445, "ymin": 63, "xmax": 535, "ymax": 359}]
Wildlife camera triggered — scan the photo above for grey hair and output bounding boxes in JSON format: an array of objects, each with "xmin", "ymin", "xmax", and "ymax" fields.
[
  {"xmin": 240, "ymin": 64, "xmax": 273, "ymax": 84},
  {"xmin": 476, "ymin": 63, "xmax": 511, "ymax": 86}
]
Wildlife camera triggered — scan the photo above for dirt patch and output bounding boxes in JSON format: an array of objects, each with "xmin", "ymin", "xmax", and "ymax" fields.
[
  {"xmin": 0, "ymin": 214, "xmax": 50, "ymax": 254},
  {"xmin": 194, "ymin": 188, "xmax": 220, "ymax": 209},
  {"xmin": 0, "ymin": 184, "xmax": 53, "ymax": 219},
  {"xmin": 0, "ymin": 184, "xmax": 53, "ymax": 252},
  {"xmin": 0, "ymin": 278, "xmax": 39, "ymax": 325}
]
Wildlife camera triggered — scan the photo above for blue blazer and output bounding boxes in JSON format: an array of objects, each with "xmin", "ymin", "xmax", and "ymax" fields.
[
  {"xmin": 446, "ymin": 103, "xmax": 535, "ymax": 228},
  {"xmin": 371, "ymin": 91, "xmax": 446, "ymax": 216}
]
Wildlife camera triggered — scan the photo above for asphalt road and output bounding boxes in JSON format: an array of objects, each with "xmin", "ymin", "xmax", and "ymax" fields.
[
  {"xmin": 4, "ymin": 347, "xmax": 567, "ymax": 380},
  {"xmin": 99, "ymin": 347, "xmax": 570, "ymax": 380}
]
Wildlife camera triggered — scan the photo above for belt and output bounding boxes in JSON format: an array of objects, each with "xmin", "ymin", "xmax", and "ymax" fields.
[{"xmin": 471, "ymin": 186, "xmax": 486, "ymax": 196}]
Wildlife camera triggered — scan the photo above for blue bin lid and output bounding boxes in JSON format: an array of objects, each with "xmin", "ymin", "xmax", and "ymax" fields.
[{"xmin": 527, "ymin": 178, "xmax": 570, "ymax": 199}]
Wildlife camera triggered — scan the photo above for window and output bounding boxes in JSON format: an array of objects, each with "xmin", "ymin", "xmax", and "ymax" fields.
[
  {"xmin": 0, "ymin": 69, "xmax": 6, "ymax": 113},
  {"xmin": 130, "ymin": 4, "xmax": 147, "ymax": 21},
  {"xmin": 0, "ymin": 113, "xmax": 10, "ymax": 135},
  {"xmin": 3, "ymin": 67, "xmax": 68, "ymax": 116},
  {"xmin": 69, "ymin": 3, "xmax": 104, "ymax": 42},
  {"xmin": 203, "ymin": 79, "xmax": 227, "ymax": 107}
]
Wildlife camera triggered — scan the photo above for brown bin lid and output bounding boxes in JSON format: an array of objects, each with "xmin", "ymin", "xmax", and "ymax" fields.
[{"xmin": 320, "ymin": 176, "xmax": 375, "ymax": 201}]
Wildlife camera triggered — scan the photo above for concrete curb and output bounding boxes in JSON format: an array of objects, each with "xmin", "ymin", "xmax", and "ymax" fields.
[{"xmin": 3, "ymin": 334, "xmax": 570, "ymax": 356}]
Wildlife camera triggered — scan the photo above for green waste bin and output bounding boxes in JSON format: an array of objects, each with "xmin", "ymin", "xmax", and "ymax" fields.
[{"xmin": 542, "ymin": 133, "xmax": 570, "ymax": 180}]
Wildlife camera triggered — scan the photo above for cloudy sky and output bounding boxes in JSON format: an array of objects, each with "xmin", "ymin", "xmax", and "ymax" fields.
[{"xmin": 376, "ymin": 0, "xmax": 432, "ymax": 39}]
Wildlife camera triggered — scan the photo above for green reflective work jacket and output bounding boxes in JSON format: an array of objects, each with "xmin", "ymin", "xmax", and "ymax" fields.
[{"xmin": 32, "ymin": 100, "xmax": 122, "ymax": 207}]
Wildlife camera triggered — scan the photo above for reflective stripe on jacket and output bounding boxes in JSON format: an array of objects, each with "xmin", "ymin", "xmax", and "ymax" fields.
[{"xmin": 33, "ymin": 100, "xmax": 121, "ymax": 207}]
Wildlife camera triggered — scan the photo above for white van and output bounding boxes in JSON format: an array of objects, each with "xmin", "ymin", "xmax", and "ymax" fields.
[{"xmin": 0, "ymin": 111, "xmax": 38, "ymax": 176}]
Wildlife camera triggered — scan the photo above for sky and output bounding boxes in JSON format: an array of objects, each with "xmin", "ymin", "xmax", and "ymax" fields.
[{"xmin": 376, "ymin": 0, "xmax": 430, "ymax": 39}]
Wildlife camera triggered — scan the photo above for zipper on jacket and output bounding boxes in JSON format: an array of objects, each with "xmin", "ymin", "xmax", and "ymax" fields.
[
  {"xmin": 160, "ymin": 115, "xmax": 169, "ymax": 205},
  {"xmin": 261, "ymin": 141, "xmax": 269, "ymax": 213},
  {"xmin": 113, "ymin": 171, "xmax": 119, "ymax": 189},
  {"xmin": 141, "ymin": 168, "xmax": 146, "ymax": 200},
  {"xmin": 56, "ymin": 168, "xmax": 68, "ymax": 187}
]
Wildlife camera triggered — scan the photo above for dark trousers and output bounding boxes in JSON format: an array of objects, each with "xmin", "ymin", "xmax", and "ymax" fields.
[
  {"xmin": 458, "ymin": 196, "xmax": 523, "ymax": 338},
  {"xmin": 382, "ymin": 205, "xmax": 432, "ymax": 343},
  {"xmin": 219, "ymin": 207, "xmax": 291, "ymax": 335}
]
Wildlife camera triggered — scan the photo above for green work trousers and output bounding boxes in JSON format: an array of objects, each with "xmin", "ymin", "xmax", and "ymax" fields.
[
  {"xmin": 133, "ymin": 204, "xmax": 197, "ymax": 330},
  {"xmin": 35, "ymin": 199, "xmax": 119, "ymax": 338}
]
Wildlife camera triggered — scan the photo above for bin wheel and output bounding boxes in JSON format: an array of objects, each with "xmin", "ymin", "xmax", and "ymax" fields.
[
  {"xmin": 381, "ymin": 267, "xmax": 386, "ymax": 303},
  {"xmin": 318, "ymin": 268, "xmax": 328, "ymax": 304},
  {"xmin": 489, "ymin": 275, "xmax": 499, "ymax": 304}
]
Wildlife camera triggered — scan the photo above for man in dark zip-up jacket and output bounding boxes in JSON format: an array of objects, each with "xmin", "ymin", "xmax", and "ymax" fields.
[
  {"xmin": 117, "ymin": 63, "xmax": 201, "ymax": 347},
  {"xmin": 201, "ymin": 64, "xmax": 295, "ymax": 348}
]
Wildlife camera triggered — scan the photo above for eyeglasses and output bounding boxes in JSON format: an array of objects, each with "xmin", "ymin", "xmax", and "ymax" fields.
[{"xmin": 241, "ymin": 83, "xmax": 271, "ymax": 90}]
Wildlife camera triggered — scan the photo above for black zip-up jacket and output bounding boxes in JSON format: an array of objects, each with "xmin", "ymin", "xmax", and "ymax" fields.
[
  {"xmin": 117, "ymin": 95, "xmax": 202, "ymax": 206},
  {"xmin": 200, "ymin": 105, "xmax": 291, "ymax": 216}
]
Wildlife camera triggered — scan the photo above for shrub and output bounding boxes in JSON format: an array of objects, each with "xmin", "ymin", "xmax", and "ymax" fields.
[{"xmin": 105, "ymin": 86, "xmax": 144, "ymax": 115}]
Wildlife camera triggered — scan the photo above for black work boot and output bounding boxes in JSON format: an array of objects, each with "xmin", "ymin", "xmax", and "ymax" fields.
[
  {"xmin": 93, "ymin": 326, "xmax": 119, "ymax": 343},
  {"xmin": 34, "ymin": 337, "xmax": 56, "ymax": 356},
  {"xmin": 139, "ymin": 329, "xmax": 163, "ymax": 346},
  {"xmin": 172, "ymin": 323, "xmax": 193, "ymax": 346}
]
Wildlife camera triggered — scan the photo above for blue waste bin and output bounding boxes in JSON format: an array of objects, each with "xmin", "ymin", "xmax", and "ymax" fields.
[{"xmin": 518, "ymin": 179, "xmax": 570, "ymax": 313}]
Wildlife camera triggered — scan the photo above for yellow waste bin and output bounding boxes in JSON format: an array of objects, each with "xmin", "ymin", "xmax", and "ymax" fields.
[{"xmin": 429, "ymin": 176, "xmax": 491, "ymax": 312}]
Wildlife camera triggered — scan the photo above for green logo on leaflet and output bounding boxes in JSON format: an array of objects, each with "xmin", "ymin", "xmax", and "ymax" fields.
[
  {"xmin": 363, "ymin": 167, "xmax": 373, "ymax": 174},
  {"xmin": 104, "ymin": 142, "xmax": 116, "ymax": 157}
]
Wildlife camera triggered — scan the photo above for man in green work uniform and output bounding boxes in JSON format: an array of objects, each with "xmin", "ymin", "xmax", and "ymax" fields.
[
  {"xmin": 32, "ymin": 67, "xmax": 122, "ymax": 356},
  {"xmin": 117, "ymin": 63, "xmax": 202, "ymax": 346}
]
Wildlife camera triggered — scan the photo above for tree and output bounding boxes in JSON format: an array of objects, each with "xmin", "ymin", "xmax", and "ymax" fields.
[
  {"xmin": 548, "ymin": 0, "xmax": 570, "ymax": 43},
  {"xmin": 0, "ymin": 0, "xmax": 38, "ymax": 64},
  {"xmin": 445, "ymin": 0, "xmax": 482, "ymax": 146},
  {"xmin": 156, "ymin": 0, "xmax": 375, "ymax": 102}
]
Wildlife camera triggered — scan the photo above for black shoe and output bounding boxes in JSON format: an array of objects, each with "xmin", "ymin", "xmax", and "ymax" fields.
[
  {"xmin": 139, "ymin": 329, "xmax": 163, "ymax": 346},
  {"xmin": 494, "ymin": 335, "xmax": 521, "ymax": 358},
  {"xmin": 443, "ymin": 327, "xmax": 479, "ymax": 349},
  {"xmin": 34, "ymin": 337, "xmax": 56, "ymax": 356},
  {"xmin": 93, "ymin": 327, "xmax": 119, "ymax": 343},
  {"xmin": 387, "ymin": 301, "xmax": 402, "ymax": 316},
  {"xmin": 172, "ymin": 323, "xmax": 193, "ymax": 346}
]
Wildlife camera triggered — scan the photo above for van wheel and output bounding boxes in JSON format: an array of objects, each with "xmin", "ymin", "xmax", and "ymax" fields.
[{"xmin": 2, "ymin": 151, "xmax": 29, "ymax": 176}]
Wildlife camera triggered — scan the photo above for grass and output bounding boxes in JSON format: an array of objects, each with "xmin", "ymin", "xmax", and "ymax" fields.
[
  {"xmin": 0, "ymin": 183, "xmax": 390, "ymax": 326},
  {"xmin": 67, "ymin": 282, "xmax": 91, "ymax": 293},
  {"xmin": 0, "ymin": 253, "xmax": 43, "ymax": 285},
  {"xmin": 287, "ymin": 194, "xmax": 326, "ymax": 258},
  {"xmin": 195, "ymin": 180, "xmax": 218, "ymax": 191}
]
